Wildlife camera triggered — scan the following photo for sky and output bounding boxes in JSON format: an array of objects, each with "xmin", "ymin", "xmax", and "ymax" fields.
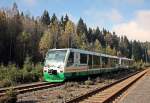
[{"xmin": 0, "ymin": 0, "xmax": 150, "ymax": 42}]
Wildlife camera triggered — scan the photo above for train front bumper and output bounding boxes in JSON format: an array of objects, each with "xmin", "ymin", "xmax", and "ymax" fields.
[{"xmin": 43, "ymin": 72, "xmax": 65, "ymax": 82}]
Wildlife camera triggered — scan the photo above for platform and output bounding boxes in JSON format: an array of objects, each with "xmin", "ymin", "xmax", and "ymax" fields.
[{"xmin": 118, "ymin": 71, "xmax": 150, "ymax": 103}]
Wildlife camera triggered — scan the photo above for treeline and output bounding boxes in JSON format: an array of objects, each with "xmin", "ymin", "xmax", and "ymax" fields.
[{"xmin": 0, "ymin": 3, "xmax": 149, "ymax": 67}]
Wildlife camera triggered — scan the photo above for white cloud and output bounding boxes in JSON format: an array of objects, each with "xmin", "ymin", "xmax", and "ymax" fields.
[
  {"xmin": 112, "ymin": 10, "xmax": 150, "ymax": 42},
  {"xmin": 84, "ymin": 8, "xmax": 123, "ymax": 28}
]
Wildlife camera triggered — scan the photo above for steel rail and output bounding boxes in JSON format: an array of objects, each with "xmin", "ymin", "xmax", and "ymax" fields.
[{"xmin": 0, "ymin": 82, "xmax": 63, "ymax": 97}]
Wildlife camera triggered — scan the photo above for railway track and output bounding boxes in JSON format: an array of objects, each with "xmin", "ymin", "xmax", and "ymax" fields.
[
  {"xmin": 0, "ymin": 82, "xmax": 63, "ymax": 97},
  {"xmin": 66, "ymin": 69, "xmax": 148, "ymax": 103}
]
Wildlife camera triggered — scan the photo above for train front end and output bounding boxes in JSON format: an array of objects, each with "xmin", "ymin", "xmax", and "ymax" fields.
[{"xmin": 43, "ymin": 49, "xmax": 67, "ymax": 82}]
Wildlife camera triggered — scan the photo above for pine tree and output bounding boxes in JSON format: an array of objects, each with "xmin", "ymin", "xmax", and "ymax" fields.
[
  {"xmin": 76, "ymin": 18, "xmax": 87, "ymax": 36},
  {"xmin": 112, "ymin": 32, "xmax": 119, "ymax": 50},
  {"xmin": 64, "ymin": 14, "xmax": 69, "ymax": 26},
  {"xmin": 123, "ymin": 36, "xmax": 130, "ymax": 57},
  {"xmin": 132, "ymin": 40, "xmax": 143, "ymax": 61},
  {"xmin": 87, "ymin": 28, "xmax": 93, "ymax": 43},
  {"xmin": 41, "ymin": 10, "xmax": 50, "ymax": 25},
  {"xmin": 50, "ymin": 13, "xmax": 57, "ymax": 24},
  {"xmin": 76, "ymin": 18, "xmax": 88, "ymax": 49}
]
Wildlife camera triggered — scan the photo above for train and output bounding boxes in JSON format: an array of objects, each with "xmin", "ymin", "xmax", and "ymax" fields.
[{"xmin": 43, "ymin": 48, "xmax": 134, "ymax": 82}]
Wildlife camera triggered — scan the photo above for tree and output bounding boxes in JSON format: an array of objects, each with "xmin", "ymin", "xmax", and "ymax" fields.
[
  {"xmin": 132, "ymin": 40, "xmax": 142, "ymax": 61},
  {"xmin": 93, "ymin": 39, "xmax": 102, "ymax": 52},
  {"xmin": 12, "ymin": 2, "xmax": 19, "ymax": 16},
  {"xmin": 50, "ymin": 13, "xmax": 57, "ymax": 24},
  {"xmin": 118, "ymin": 36, "xmax": 131, "ymax": 58},
  {"xmin": 64, "ymin": 14, "xmax": 69, "ymax": 27},
  {"xmin": 123, "ymin": 36, "xmax": 130, "ymax": 57},
  {"xmin": 60, "ymin": 16, "xmax": 65, "ymax": 30},
  {"xmin": 76, "ymin": 18, "xmax": 87, "ymax": 36},
  {"xmin": 0, "ymin": 11, "xmax": 7, "ymax": 64},
  {"xmin": 87, "ymin": 28, "xmax": 92, "ymax": 43},
  {"xmin": 8, "ymin": 5, "xmax": 23, "ymax": 65},
  {"xmin": 41, "ymin": 10, "xmax": 50, "ymax": 25},
  {"xmin": 76, "ymin": 18, "xmax": 88, "ymax": 49},
  {"xmin": 60, "ymin": 20, "xmax": 75, "ymax": 48},
  {"xmin": 95, "ymin": 27, "xmax": 100, "ymax": 40},
  {"xmin": 39, "ymin": 29, "xmax": 53, "ymax": 57},
  {"xmin": 105, "ymin": 45, "xmax": 116, "ymax": 55},
  {"xmin": 112, "ymin": 32, "xmax": 119, "ymax": 50},
  {"xmin": 104, "ymin": 31, "xmax": 113, "ymax": 49},
  {"xmin": 16, "ymin": 31, "xmax": 31, "ymax": 66},
  {"xmin": 97, "ymin": 31, "xmax": 105, "ymax": 48}
]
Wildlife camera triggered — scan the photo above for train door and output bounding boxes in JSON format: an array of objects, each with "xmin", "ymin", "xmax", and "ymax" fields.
[{"xmin": 67, "ymin": 52, "xmax": 74, "ymax": 67}]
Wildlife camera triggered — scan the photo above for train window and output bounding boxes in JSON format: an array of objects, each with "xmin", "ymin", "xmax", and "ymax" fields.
[
  {"xmin": 93, "ymin": 55, "xmax": 100, "ymax": 68},
  {"xmin": 88, "ymin": 55, "xmax": 92, "ymax": 69},
  {"xmin": 102, "ymin": 57, "xmax": 108, "ymax": 67},
  {"xmin": 67, "ymin": 52, "xmax": 74, "ymax": 66},
  {"xmin": 80, "ymin": 53, "xmax": 87, "ymax": 64}
]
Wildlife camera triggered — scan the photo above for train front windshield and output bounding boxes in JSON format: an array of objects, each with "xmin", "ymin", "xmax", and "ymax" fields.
[{"xmin": 45, "ymin": 50, "xmax": 67, "ymax": 66}]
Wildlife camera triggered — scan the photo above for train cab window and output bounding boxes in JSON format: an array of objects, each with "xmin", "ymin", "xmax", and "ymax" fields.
[
  {"xmin": 67, "ymin": 52, "xmax": 74, "ymax": 66},
  {"xmin": 80, "ymin": 53, "xmax": 87, "ymax": 64}
]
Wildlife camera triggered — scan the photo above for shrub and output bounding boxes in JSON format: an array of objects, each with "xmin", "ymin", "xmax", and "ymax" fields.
[
  {"xmin": 31, "ymin": 64, "xmax": 43, "ymax": 82},
  {"xmin": 0, "ymin": 79, "xmax": 12, "ymax": 88},
  {"xmin": 22, "ymin": 71, "xmax": 32, "ymax": 83},
  {"xmin": 0, "ymin": 62, "xmax": 43, "ymax": 87},
  {"xmin": 23, "ymin": 56, "xmax": 33, "ymax": 72}
]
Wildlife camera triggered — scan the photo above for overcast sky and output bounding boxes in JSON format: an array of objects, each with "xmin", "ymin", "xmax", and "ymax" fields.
[{"xmin": 0, "ymin": 0, "xmax": 150, "ymax": 42}]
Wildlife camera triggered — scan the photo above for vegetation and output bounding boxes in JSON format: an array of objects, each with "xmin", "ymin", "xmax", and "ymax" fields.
[{"xmin": 0, "ymin": 57, "xmax": 43, "ymax": 88}]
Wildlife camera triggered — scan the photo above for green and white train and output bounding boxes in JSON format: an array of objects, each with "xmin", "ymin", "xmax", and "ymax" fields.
[{"xmin": 43, "ymin": 48, "xmax": 133, "ymax": 82}]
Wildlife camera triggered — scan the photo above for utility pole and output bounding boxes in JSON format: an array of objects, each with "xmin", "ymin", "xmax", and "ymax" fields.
[{"xmin": 145, "ymin": 48, "xmax": 148, "ymax": 63}]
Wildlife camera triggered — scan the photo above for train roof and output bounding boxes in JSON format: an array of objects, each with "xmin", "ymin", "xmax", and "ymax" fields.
[{"xmin": 48, "ymin": 48, "xmax": 133, "ymax": 60}]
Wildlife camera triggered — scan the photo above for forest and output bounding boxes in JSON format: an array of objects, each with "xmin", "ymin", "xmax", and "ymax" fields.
[{"xmin": 0, "ymin": 3, "xmax": 149, "ymax": 67}]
